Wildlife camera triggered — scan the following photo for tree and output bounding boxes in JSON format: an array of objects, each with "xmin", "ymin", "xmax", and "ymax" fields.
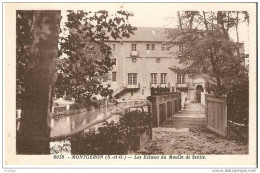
[
  {"xmin": 17, "ymin": 11, "xmax": 61, "ymax": 154},
  {"xmin": 16, "ymin": 11, "xmax": 34, "ymax": 109},
  {"xmin": 55, "ymin": 10, "xmax": 136, "ymax": 104},
  {"xmin": 168, "ymin": 11, "xmax": 249, "ymax": 96}
]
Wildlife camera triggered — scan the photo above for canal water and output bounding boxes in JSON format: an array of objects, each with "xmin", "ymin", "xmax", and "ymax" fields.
[
  {"xmin": 49, "ymin": 100, "xmax": 147, "ymax": 154},
  {"xmin": 50, "ymin": 104, "xmax": 122, "ymax": 138},
  {"xmin": 50, "ymin": 104, "xmax": 122, "ymax": 154}
]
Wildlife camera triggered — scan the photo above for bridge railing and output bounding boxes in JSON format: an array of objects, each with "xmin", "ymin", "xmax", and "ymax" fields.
[
  {"xmin": 205, "ymin": 94, "xmax": 227, "ymax": 137},
  {"xmin": 147, "ymin": 92, "xmax": 181, "ymax": 127},
  {"xmin": 150, "ymin": 87, "xmax": 171, "ymax": 96}
]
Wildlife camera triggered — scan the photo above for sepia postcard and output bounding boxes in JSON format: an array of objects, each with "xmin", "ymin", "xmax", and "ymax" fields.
[{"xmin": 3, "ymin": 2, "xmax": 257, "ymax": 168}]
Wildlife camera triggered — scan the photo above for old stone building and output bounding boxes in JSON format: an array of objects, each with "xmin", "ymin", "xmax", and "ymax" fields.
[{"xmin": 103, "ymin": 27, "xmax": 207, "ymax": 100}]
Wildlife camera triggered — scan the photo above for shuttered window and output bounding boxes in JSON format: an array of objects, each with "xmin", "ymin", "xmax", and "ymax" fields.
[
  {"xmin": 128, "ymin": 73, "xmax": 137, "ymax": 85},
  {"xmin": 151, "ymin": 44, "xmax": 155, "ymax": 50},
  {"xmin": 146, "ymin": 44, "xmax": 150, "ymax": 50},
  {"xmin": 112, "ymin": 72, "xmax": 117, "ymax": 82},
  {"xmin": 177, "ymin": 73, "xmax": 186, "ymax": 84},
  {"xmin": 131, "ymin": 44, "xmax": 137, "ymax": 51},
  {"xmin": 151, "ymin": 73, "xmax": 157, "ymax": 84},
  {"xmin": 161, "ymin": 73, "xmax": 167, "ymax": 84}
]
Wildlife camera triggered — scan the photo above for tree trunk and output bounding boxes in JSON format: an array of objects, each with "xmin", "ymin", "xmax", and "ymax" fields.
[
  {"xmin": 189, "ymin": 13, "xmax": 195, "ymax": 29},
  {"xmin": 17, "ymin": 11, "xmax": 60, "ymax": 154},
  {"xmin": 236, "ymin": 12, "xmax": 240, "ymax": 57},
  {"xmin": 217, "ymin": 11, "xmax": 228, "ymax": 38},
  {"xmin": 216, "ymin": 76, "xmax": 221, "ymax": 91},
  {"xmin": 177, "ymin": 11, "xmax": 183, "ymax": 29},
  {"xmin": 202, "ymin": 11, "xmax": 209, "ymax": 31}
]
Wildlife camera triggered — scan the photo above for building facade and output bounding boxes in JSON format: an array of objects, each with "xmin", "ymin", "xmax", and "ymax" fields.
[{"xmin": 103, "ymin": 27, "xmax": 206, "ymax": 100}]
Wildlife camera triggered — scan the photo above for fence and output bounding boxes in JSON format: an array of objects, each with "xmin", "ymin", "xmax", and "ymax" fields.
[
  {"xmin": 147, "ymin": 92, "xmax": 181, "ymax": 127},
  {"xmin": 205, "ymin": 94, "xmax": 227, "ymax": 137},
  {"xmin": 150, "ymin": 87, "xmax": 171, "ymax": 96}
]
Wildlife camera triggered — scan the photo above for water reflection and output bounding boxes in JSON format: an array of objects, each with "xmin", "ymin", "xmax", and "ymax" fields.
[{"xmin": 50, "ymin": 104, "xmax": 121, "ymax": 138}]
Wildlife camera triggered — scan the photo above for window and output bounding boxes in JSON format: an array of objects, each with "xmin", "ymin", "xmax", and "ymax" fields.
[
  {"xmin": 111, "ymin": 59, "xmax": 116, "ymax": 65},
  {"xmin": 112, "ymin": 44, "xmax": 117, "ymax": 51},
  {"xmin": 128, "ymin": 73, "xmax": 137, "ymax": 85},
  {"xmin": 182, "ymin": 74, "xmax": 186, "ymax": 84},
  {"xmin": 161, "ymin": 44, "xmax": 165, "ymax": 50},
  {"xmin": 166, "ymin": 44, "xmax": 170, "ymax": 50},
  {"xmin": 112, "ymin": 72, "xmax": 117, "ymax": 82},
  {"xmin": 177, "ymin": 73, "xmax": 186, "ymax": 84},
  {"xmin": 151, "ymin": 73, "xmax": 157, "ymax": 84},
  {"xmin": 179, "ymin": 44, "xmax": 183, "ymax": 51},
  {"xmin": 151, "ymin": 44, "xmax": 155, "ymax": 50},
  {"xmin": 146, "ymin": 44, "xmax": 150, "ymax": 50},
  {"xmin": 161, "ymin": 73, "xmax": 167, "ymax": 84},
  {"xmin": 131, "ymin": 44, "xmax": 137, "ymax": 51},
  {"xmin": 177, "ymin": 73, "xmax": 182, "ymax": 84}
]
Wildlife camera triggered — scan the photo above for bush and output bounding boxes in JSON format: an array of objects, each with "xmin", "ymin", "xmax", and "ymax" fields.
[
  {"xmin": 69, "ymin": 98, "xmax": 107, "ymax": 111},
  {"xmin": 69, "ymin": 101, "xmax": 91, "ymax": 110},
  {"xmin": 71, "ymin": 109, "xmax": 151, "ymax": 154},
  {"xmin": 227, "ymin": 85, "xmax": 249, "ymax": 125}
]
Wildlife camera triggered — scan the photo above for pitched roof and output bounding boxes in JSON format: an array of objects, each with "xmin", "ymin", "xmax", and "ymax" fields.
[{"xmin": 110, "ymin": 27, "xmax": 176, "ymax": 42}]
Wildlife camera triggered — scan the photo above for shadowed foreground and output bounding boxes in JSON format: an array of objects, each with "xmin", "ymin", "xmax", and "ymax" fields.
[
  {"xmin": 135, "ymin": 101, "xmax": 248, "ymax": 155},
  {"xmin": 136, "ymin": 128, "xmax": 248, "ymax": 155}
]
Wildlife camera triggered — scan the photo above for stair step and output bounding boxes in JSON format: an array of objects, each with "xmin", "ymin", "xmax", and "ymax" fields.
[
  {"xmin": 161, "ymin": 125, "xmax": 206, "ymax": 128},
  {"xmin": 176, "ymin": 113, "xmax": 205, "ymax": 115},
  {"xmin": 167, "ymin": 117, "xmax": 205, "ymax": 119},
  {"xmin": 171, "ymin": 115, "xmax": 205, "ymax": 117},
  {"xmin": 162, "ymin": 125, "xmax": 205, "ymax": 128},
  {"xmin": 163, "ymin": 120, "xmax": 205, "ymax": 123},
  {"xmin": 167, "ymin": 117, "xmax": 205, "ymax": 121},
  {"xmin": 175, "ymin": 112, "xmax": 205, "ymax": 114},
  {"xmin": 175, "ymin": 111, "xmax": 205, "ymax": 113},
  {"xmin": 164, "ymin": 121, "xmax": 205, "ymax": 124},
  {"xmin": 159, "ymin": 101, "xmax": 206, "ymax": 129},
  {"xmin": 162, "ymin": 121, "xmax": 205, "ymax": 124},
  {"xmin": 162, "ymin": 123, "xmax": 205, "ymax": 126},
  {"xmin": 162, "ymin": 124, "xmax": 206, "ymax": 127}
]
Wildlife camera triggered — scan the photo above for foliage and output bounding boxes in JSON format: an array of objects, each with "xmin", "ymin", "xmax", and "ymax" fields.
[
  {"xmin": 69, "ymin": 101, "xmax": 89, "ymax": 110},
  {"xmin": 168, "ymin": 11, "xmax": 249, "ymax": 96},
  {"xmin": 55, "ymin": 10, "xmax": 136, "ymax": 103},
  {"xmin": 227, "ymin": 84, "xmax": 249, "ymax": 125},
  {"xmin": 16, "ymin": 11, "xmax": 33, "ymax": 109},
  {"xmin": 16, "ymin": 10, "xmax": 136, "ymax": 107},
  {"xmin": 71, "ymin": 110, "xmax": 151, "ymax": 154},
  {"xmin": 169, "ymin": 11, "xmax": 249, "ymax": 127}
]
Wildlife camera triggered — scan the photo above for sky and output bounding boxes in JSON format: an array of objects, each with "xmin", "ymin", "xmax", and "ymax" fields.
[{"xmin": 61, "ymin": 3, "xmax": 250, "ymax": 53}]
